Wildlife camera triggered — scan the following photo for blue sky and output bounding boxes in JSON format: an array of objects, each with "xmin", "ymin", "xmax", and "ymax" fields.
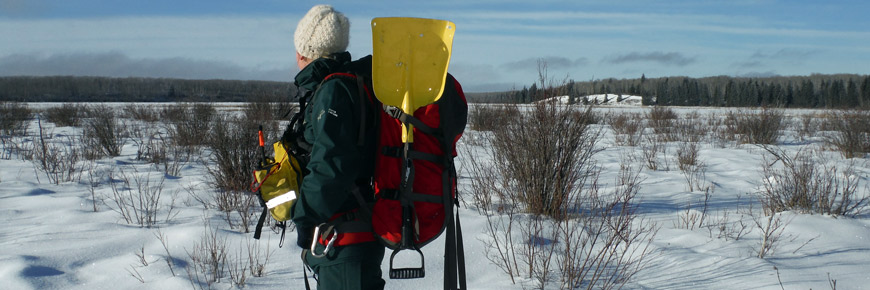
[{"xmin": 2, "ymin": 0, "xmax": 869, "ymax": 92}]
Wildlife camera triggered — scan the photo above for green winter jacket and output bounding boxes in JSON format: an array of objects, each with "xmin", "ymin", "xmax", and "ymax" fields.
[{"xmin": 290, "ymin": 52, "xmax": 379, "ymax": 250}]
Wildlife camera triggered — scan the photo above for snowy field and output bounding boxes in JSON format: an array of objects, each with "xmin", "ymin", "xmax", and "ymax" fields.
[{"xmin": 1, "ymin": 103, "xmax": 869, "ymax": 290}]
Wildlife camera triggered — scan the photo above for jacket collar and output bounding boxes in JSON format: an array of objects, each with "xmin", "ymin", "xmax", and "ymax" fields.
[{"xmin": 294, "ymin": 51, "xmax": 352, "ymax": 92}]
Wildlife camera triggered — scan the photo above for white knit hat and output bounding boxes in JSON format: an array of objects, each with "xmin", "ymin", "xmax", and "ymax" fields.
[{"xmin": 294, "ymin": 5, "xmax": 350, "ymax": 60}]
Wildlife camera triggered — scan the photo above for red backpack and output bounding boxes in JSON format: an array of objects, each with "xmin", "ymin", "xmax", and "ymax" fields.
[
  {"xmin": 371, "ymin": 73, "xmax": 467, "ymax": 281},
  {"xmin": 372, "ymin": 73, "xmax": 466, "ymax": 245},
  {"xmin": 316, "ymin": 65, "xmax": 467, "ymax": 286}
]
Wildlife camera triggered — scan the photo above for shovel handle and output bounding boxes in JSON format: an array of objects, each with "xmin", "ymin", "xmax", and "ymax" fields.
[{"xmin": 389, "ymin": 247, "xmax": 425, "ymax": 279}]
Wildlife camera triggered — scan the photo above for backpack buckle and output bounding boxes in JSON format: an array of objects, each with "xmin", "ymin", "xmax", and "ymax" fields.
[{"xmin": 310, "ymin": 223, "xmax": 338, "ymax": 258}]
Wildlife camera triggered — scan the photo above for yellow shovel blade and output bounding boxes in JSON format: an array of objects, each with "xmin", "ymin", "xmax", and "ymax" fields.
[{"xmin": 371, "ymin": 17, "xmax": 455, "ymax": 142}]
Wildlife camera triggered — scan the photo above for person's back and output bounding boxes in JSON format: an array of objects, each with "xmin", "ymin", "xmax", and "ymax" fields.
[
  {"xmin": 289, "ymin": 5, "xmax": 385, "ymax": 290},
  {"xmin": 287, "ymin": 6, "xmax": 468, "ymax": 290}
]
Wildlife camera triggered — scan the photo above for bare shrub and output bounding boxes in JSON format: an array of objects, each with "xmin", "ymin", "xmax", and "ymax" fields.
[
  {"xmin": 469, "ymin": 104, "xmax": 519, "ymax": 132},
  {"xmin": 106, "ymin": 167, "xmax": 178, "ymax": 227},
  {"xmin": 158, "ymin": 135, "xmax": 193, "ymax": 177},
  {"xmin": 1, "ymin": 134, "xmax": 32, "ymax": 160},
  {"xmin": 165, "ymin": 103, "xmax": 216, "ymax": 147},
  {"xmin": 129, "ymin": 121, "xmax": 163, "ymax": 162},
  {"xmin": 129, "ymin": 122, "xmax": 191, "ymax": 176},
  {"xmin": 676, "ymin": 186, "xmax": 712, "ymax": 230},
  {"xmin": 759, "ymin": 146, "xmax": 869, "ymax": 216},
  {"xmin": 160, "ymin": 104, "xmax": 187, "ymax": 125},
  {"xmin": 608, "ymin": 112, "xmax": 644, "ymax": 146},
  {"xmin": 124, "ymin": 104, "xmax": 161, "ymax": 123},
  {"xmin": 556, "ymin": 163, "xmax": 657, "ymax": 289},
  {"xmin": 709, "ymin": 112, "xmax": 738, "ymax": 147},
  {"xmin": 185, "ymin": 223, "xmax": 229, "ymax": 289},
  {"xmin": 706, "ymin": 206, "xmax": 752, "ymax": 242},
  {"xmin": 183, "ymin": 222, "xmax": 269, "ymax": 289},
  {"xmin": 227, "ymin": 246, "xmax": 249, "ymax": 288},
  {"xmin": 464, "ymin": 140, "xmax": 520, "ymax": 282},
  {"xmin": 489, "ymin": 102, "xmax": 601, "ymax": 219},
  {"xmin": 732, "ymin": 108, "xmax": 785, "ymax": 145},
  {"xmin": 673, "ymin": 111, "xmax": 707, "ymax": 143},
  {"xmin": 126, "ymin": 264, "xmax": 145, "ymax": 283},
  {"xmin": 85, "ymin": 163, "xmax": 110, "ymax": 212},
  {"xmin": 676, "ymin": 141, "xmax": 700, "ymax": 171},
  {"xmin": 42, "ymin": 103, "xmax": 84, "ymax": 127},
  {"xmin": 31, "ymin": 118, "xmax": 85, "ymax": 184},
  {"xmin": 206, "ymin": 113, "xmax": 260, "ymax": 232},
  {"xmin": 641, "ymin": 133, "xmax": 666, "ymax": 171},
  {"xmin": 246, "ymin": 92, "xmax": 296, "ymax": 122},
  {"xmin": 246, "ymin": 238, "xmax": 274, "ymax": 277},
  {"xmin": 751, "ymin": 206, "xmax": 793, "ymax": 259},
  {"xmin": 184, "ymin": 183, "xmax": 214, "ymax": 210},
  {"xmin": 676, "ymin": 141, "xmax": 708, "ymax": 191},
  {"xmin": 81, "ymin": 105, "xmax": 126, "ymax": 158},
  {"xmin": 647, "ymin": 106, "xmax": 678, "ymax": 141},
  {"xmin": 467, "ymin": 101, "xmax": 656, "ymax": 289},
  {"xmin": 522, "ymin": 214, "xmax": 558, "ymax": 288},
  {"xmin": 823, "ymin": 109, "xmax": 870, "ymax": 158},
  {"xmin": 0, "ymin": 102, "xmax": 32, "ymax": 136},
  {"xmin": 155, "ymin": 229, "xmax": 177, "ymax": 277},
  {"xmin": 244, "ymin": 101, "xmax": 281, "ymax": 144},
  {"xmin": 795, "ymin": 113, "xmax": 821, "ymax": 141}
]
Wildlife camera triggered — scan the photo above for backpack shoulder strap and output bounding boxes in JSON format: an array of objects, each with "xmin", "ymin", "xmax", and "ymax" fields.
[{"xmin": 321, "ymin": 72, "xmax": 376, "ymax": 147}]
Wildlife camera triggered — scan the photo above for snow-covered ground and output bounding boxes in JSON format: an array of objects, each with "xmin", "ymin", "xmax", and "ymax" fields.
[{"xmin": 1, "ymin": 104, "xmax": 868, "ymax": 289}]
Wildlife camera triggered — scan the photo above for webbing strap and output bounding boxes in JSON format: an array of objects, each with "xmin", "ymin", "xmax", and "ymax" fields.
[
  {"xmin": 253, "ymin": 207, "xmax": 268, "ymax": 240},
  {"xmin": 253, "ymin": 210, "xmax": 287, "ymax": 248},
  {"xmin": 382, "ymin": 105, "xmax": 442, "ymax": 137},
  {"xmin": 455, "ymin": 209, "xmax": 467, "ymax": 289},
  {"xmin": 378, "ymin": 189, "xmax": 444, "ymax": 204},
  {"xmin": 443, "ymin": 195, "xmax": 466, "ymax": 289},
  {"xmin": 382, "ymin": 147, "xmax": 445, "ymax": 164},
  {"xmin": 355, "ymin": 75, "xmax": 370, "ymax": 146},
  {"xmin": 331, "ymin": 219, "xmax": 372, "ymax": 235},
  {"xmin": 444, "ymin": 204, "xmax": 458, "ymax": 289},
  {"xmin": 350, "ymin": 186, "xmax": 375, "ymax": 222},
  {"xmin": 302, "ymin": 250, "xmax": 314, "ymax": 290}
]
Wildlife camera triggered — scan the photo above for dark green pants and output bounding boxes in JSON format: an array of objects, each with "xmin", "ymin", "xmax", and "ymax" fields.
[{"xmin": 305, "ymin": 241, "xmax": 385, "ymax": 290}]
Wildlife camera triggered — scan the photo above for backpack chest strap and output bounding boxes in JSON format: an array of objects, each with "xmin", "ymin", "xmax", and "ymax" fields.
[{"xmin": 381, "ymin": 146, "xmax": 446, "ymax": 165}]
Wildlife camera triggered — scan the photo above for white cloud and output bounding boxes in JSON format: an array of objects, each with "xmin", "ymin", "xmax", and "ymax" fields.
[
  {"xmin": 605, "ymin": 52, "xmax": 696, "ymax": 67},
  {"xmin": 0, "ymin": 52, "xmax": 293, "ymax": 81},
  {"xmin": 0, "ymin": 15, "xmax": 298, "ymax": 73}
]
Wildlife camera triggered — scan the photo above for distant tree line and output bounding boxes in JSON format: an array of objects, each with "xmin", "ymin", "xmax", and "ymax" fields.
[
  {"xmin": 468, "ymin": 74, "xmax": 870, "ymax": 108},
  {"xmin": 0, "ymin": 76, "xmax": 294, "ymax": 102},
  {"xmin": 3, "ymin": 74, "xmax": 869, "ymax": 108}
]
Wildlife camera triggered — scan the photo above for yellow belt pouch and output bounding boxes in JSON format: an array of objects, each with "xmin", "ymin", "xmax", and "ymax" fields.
[{"xmin": 253, "ymin": 141, "xmax": 301, "ymax": 222}]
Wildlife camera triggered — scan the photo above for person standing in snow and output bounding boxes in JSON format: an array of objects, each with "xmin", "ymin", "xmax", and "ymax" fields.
[{"xmin": 288, "ymin": 5, "xmax": 385, "ymax": 290}]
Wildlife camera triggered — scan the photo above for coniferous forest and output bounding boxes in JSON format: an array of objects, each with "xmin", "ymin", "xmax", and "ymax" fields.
[
  {"xmin": 471, "ymin": 74, "xmax": 870, "ymax": 108},
  {"xmin": 1, "ymin": 74, "xmax": 869, "ymax": 108}
]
